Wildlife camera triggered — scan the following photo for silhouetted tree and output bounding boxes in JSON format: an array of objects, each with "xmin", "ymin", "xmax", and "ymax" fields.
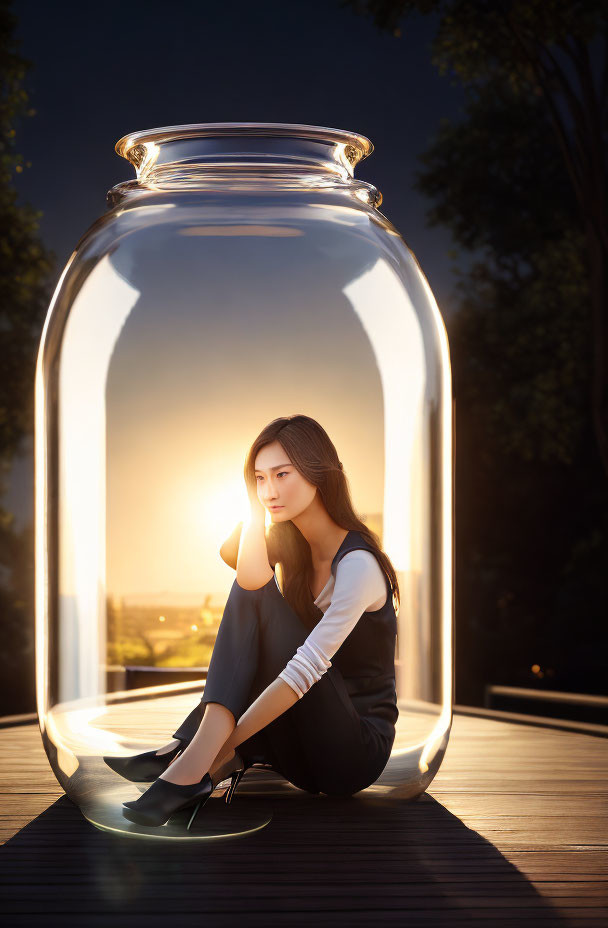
[
  {"xmin": 343, "ymin": 0, "xmax": 608, "ymax": 704},
  {"xmin": 0, "ymin": 0, "xmax": 56, "ymax": 714},
  {"xmin": 344, "ymin": 0, "xmax": 608, "ymax": 471}
]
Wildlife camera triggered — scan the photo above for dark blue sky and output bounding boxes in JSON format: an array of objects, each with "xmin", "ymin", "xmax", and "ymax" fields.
[
  {"xmin": 13, "ymin": 0, "xmax": 465, "ymax": 311},
  {"xmin": 7, "ymin": 0, "xmax": 466, "ymax": 527}
]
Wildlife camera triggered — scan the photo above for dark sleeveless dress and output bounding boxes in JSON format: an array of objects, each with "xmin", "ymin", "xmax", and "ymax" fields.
[
  {"xmin": 323, "ymin": 530, "xmax": 399, "ymax": 748},
  {"xmin": 172, "ymin": 529, "xmax": 399, "ymax": 796}
]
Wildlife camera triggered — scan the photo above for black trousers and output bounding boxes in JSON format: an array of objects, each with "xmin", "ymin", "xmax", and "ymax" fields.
[{"xmin": 172, "ymin": 573, "xmax": 394, "ymax": 797}]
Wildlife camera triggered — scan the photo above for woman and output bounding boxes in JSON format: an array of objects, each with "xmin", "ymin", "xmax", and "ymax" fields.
[{"xmin": 106, "ymin": 414, "xmax": 400, "ymax": 829}]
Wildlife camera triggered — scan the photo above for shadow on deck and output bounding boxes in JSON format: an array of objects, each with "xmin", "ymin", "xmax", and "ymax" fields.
[{"xmin": 1, "ymin": 710, "xmax": 606, "ymax": 926}]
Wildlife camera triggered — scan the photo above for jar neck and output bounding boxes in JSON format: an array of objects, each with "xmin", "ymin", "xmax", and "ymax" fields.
[{"xmin": 114, "ymin": 123, "xmax": 373, "ymax": 187}]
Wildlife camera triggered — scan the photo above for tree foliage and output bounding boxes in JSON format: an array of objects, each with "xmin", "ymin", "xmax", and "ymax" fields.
[
  {"xmin": 345, "ymin": 0, "xmax": 608, "ymax": 470},
  {"xmin": 343, "ymin": 0, "xmax": 608, "ymax": 702},
  {"xmin": 419, "ymin": 85, "xmax": 589, "ymax": 466},
  {"xmin": 0, "ymin": 0, "xmax": 56, "ymax": 714}
]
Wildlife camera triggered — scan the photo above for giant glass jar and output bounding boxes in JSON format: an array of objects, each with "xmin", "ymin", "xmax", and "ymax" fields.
[{"xmin": 35, "ymin": 122, "xmax": 454, "ymax": 839}]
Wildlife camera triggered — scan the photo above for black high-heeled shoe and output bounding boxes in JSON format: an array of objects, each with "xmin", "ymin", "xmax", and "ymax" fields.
[
  {"xmin": 103, "ymin": 739, "xmax": 189, "ymax": 782},
  {"xmin": 121, "ymin": 750, "xmax": 246, "ymax": 829},
  {"xmin": 221, "ymin": 756, "xmax": 279, "ymax": 804}
]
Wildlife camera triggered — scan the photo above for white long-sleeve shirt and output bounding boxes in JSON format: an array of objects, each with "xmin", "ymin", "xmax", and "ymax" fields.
[{"xmin": 277, "ymin": 549, "xmax": 388, "ymax": 699}]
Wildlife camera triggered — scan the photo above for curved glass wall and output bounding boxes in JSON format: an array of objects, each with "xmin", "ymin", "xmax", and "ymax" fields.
[{"xmin": 35, "ymin": 123, "xmax": 453, "ymax": 838}]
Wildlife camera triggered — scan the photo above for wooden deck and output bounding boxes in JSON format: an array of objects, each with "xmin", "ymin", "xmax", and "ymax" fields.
[{"xmin": 0, "ymin": 708, "xmax": 606, "ymax": 926}]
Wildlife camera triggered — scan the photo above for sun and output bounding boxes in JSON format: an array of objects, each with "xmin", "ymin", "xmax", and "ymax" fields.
[{"xmin": 191, "ymin": 478, "xmax": 250, "ymax": 548}]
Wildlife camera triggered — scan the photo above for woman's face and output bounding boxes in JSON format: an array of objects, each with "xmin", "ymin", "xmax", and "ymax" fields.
[{"xmin": 254, "ymin": 440, "xmax": 317, "ymax": 522}]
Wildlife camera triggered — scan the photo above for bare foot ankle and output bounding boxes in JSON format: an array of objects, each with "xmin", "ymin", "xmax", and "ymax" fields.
[
  {"xmin": 158, "ymin": 754, "xmax": 208, "ymax": 785},
  {"xmin": 210, "ymin": 748, "xmax": 236, "ymax": 777},
  {"xmin": 155, "ymin": 738, "xmax": 181, "ymax": 756}
]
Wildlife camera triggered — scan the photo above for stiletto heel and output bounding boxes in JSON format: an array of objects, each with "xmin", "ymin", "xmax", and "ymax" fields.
[
  {"xmin": 186, "ymin": 799, "xmax": 203, "ymax": 831},
  {"xmin": 224, "ymin": 767, "xmax": 245, "ymax": 804},
  {"xmin": 215, "ymin": 750, "xmax": 246, "ymax": 804}
]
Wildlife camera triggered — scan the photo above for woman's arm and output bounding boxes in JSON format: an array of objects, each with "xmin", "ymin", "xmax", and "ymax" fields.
[
  {"xmin": 219, "ymin": 521, "xmax": 244, "ymax": 569},
  {"xmin": 219, "ymin": 521, "xmax": 279, "ymax": 572},
  {"xmin": 220, "ymin": 521, "xmax": 271, "ymax": 580},
  {"xmin": 222, "ymin": 678, "xmax": 299, "ymax": 755},
  {"xmin": 235, "ymin": 482, "xmax": 274, "ymax": 590}
]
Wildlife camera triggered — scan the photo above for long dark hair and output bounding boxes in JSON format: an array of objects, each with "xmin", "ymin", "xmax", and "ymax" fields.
[{"xmin": 243, "ymin": 414, "xmax": 400, "ymax": 628}]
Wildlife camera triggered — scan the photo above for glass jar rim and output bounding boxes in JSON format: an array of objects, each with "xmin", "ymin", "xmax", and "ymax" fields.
[{"xmin": 115, "ymin": 122, "xmax": 374, "ymax": 164}]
